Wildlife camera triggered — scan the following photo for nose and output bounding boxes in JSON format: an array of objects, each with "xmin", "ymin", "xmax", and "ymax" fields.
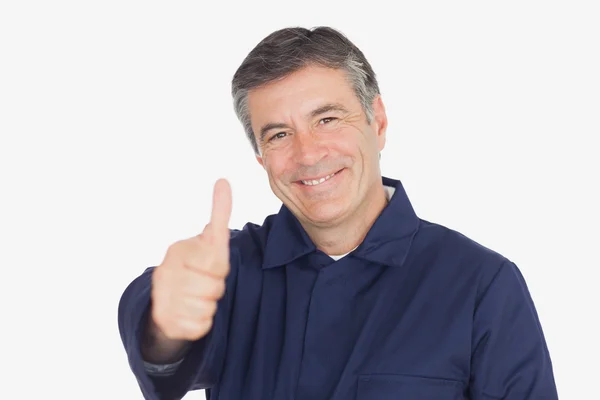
[{"xmin": 293, "ymin": 131, "xmax": 327, "ymax": 166}]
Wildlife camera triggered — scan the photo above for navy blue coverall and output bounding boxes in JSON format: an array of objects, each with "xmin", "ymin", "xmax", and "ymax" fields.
[{"xmin": 118, "ymin": 176, "xmax": 558, "ymax": 399}]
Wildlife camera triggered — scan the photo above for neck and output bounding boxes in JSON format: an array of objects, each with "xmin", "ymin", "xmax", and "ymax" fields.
[{"xmin": 300, "ymin": 182, "xmax": 388, "ymax": 256}]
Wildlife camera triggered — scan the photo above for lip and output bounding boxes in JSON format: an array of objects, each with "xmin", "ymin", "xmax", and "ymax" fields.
[{"xmin": 294, "ymin": 168, "xmax": 345, "ymax": 190}]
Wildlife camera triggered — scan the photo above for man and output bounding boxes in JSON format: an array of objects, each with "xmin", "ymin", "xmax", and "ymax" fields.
[{"xmin": 118, "ymin": 26, "xmax": 558, "ymax": 399}]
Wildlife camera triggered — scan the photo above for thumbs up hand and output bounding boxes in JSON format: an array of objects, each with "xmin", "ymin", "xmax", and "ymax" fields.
[{"xmin": 150, "ymin": 179, "xmax": 233, "ymax": 342}]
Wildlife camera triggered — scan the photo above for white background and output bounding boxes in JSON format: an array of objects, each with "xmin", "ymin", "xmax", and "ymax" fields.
[{"xmin": 1, "ymin": 1, "xmax": 598, "ymax": 399}]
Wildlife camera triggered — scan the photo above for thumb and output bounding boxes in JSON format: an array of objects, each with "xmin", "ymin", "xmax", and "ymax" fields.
[{"xmin": 209, "ymin": 178, "xmax": 232, "ymax": 242}]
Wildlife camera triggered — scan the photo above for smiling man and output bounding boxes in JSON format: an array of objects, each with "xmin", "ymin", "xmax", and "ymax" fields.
[
  {"xmin": 250, "ymin": 64, "xmax": 388, "ymax": 255},
  {"xmin": 118, "ymin": 27, "xmax": 558, "ymax": 400}
]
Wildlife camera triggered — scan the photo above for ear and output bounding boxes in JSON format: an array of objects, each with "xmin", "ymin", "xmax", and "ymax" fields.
[
  {"xmin": 256, "ymin": 154, "xmax": 264, "ymax": 168},
  {"xmin": 372, "ymin": 95, "xmax": 388, "ymax": 152}
]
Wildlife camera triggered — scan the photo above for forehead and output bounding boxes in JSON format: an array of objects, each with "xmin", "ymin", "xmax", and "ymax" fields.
[{"xmin": 247, "ymin": 65, "xmax": 360, "ymax": 123}]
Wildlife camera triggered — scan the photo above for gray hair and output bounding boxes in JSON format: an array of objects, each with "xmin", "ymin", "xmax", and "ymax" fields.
[{"xmin": 231, "ymin": 26, "xmax": 381, "ymax": 155}]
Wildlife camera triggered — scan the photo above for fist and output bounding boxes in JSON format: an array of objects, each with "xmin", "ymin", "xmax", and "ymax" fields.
[{"xmin": 151, "ymin": 178, "xmax": 232, "ymax": 341}]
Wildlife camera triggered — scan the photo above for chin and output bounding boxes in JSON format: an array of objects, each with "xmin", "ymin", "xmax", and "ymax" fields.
[{"xmin": 304, "ymin": 202, "xmax": 348, "ymax": 225}]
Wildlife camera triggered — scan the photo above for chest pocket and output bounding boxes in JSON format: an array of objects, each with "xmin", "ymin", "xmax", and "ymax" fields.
[{"xmin": 357, "ymin": 374, "xmax": 465, "ymax": 400}]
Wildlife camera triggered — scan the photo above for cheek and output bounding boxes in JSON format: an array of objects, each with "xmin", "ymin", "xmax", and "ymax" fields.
[
  {"xmin": 332, "ymin": 127, "xmax": 365, "ymax": 154},
  {"xmin": 357, "ymin": 126, "xmax": 379, "ymax": 152},
  {"xmin": 263, "ymin": 153, "xmax": 290, "ymax": 180}
]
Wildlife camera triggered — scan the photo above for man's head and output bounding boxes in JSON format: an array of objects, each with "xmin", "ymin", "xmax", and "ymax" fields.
[{"xmin": 231, "ymin": 27, "xmax": 388, "ymax": 228}]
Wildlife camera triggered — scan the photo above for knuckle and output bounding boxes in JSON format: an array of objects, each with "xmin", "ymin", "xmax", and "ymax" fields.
[
  {"xmin": 197, "ymin": 275, "xmax": 221, "ymax": 299},
  {"xmin": 211, "ymin": 261, "xmax": 229, "ymax": 279},
  {"xmin": 166, "ymin": 240, "xmax": 184, "ymax": 257},
  {"xmin": 180, "ymin": 318, "xmax": 211, "ymax": 340},
  {"xmin": 212, "ymin": 278, "xmax": 226, "ymax": 298},
  {"xmin": 202, "ymin": 300, "xmax": 218, "ymax": 318},
  {"xmin": 151, "ymin": 269, "xmax": 163, "ymax": 287},
  {"xmin": 154, "ymin": 264, "xmax": 173, "ymax": 283},
  {"xmin": 196, "ymin": 319, "xmax": 213, "ymax": 336},
  {"xmin": 222, "ymin": 260, "xmax": 231, "ymax": 276}
]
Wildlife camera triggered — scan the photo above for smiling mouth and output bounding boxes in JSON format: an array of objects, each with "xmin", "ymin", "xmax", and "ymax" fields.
[{"xmin": 299, "ymin": 169, "xmax": 342, "ymax": 186}]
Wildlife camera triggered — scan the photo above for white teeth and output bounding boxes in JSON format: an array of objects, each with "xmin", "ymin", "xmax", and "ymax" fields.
[{"xmin": 301, "ymin": 172, "xmax": 336, "ymax": 186}]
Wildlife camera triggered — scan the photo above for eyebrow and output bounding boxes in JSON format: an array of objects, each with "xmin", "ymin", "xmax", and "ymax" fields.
[
  {"xmin": 259, "ymin": 102, "xmax": 350, "ymax": 143},
  {"xmin": 309, "ymin": 102, "xmax": 349, "ymax": 118}
]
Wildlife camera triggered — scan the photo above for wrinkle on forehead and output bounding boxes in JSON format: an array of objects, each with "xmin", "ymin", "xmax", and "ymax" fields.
[{"xmin": 247, "ymin": 66, "xmax": 364, "ymax": 129}]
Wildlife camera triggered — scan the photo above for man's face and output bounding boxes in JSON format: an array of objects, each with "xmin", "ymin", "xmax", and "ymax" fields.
[{"xmin": 248, "ymin": 65, "xmax": 387, "ymax": 227}]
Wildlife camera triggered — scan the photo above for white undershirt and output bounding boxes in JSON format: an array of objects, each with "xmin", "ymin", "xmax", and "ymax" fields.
[{"xmin": 327, "ymin": 185, "xmax": 396, "ymax": 260}]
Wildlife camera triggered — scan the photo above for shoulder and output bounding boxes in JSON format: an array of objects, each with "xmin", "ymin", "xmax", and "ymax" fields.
[
  {"xmin": 416, "ymin": 219, "xmax": 509, "ymax": 260},
  {"xmin": 412, "ymin": 218, "xmax": 517, "ymax": 290}
]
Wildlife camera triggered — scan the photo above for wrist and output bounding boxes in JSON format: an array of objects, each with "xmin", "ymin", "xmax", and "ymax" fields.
[{"xmin": 141, "ymin": 316, "xmax": 191, "ymax": 364}]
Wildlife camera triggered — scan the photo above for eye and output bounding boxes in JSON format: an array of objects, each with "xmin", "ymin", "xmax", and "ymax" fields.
[
  {"xmin": 269, "ymin": 132, "xmax": 287, "ymax": 141},
  {"xmin": 319, "ymin": 117, "xmax": 337, "ymax": 125}
]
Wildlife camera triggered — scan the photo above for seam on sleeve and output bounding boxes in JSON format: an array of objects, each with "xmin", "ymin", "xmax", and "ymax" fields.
[
  {"xmin": 473, "ymin": 260, "xmax": 510, "ymax": 312},
  {"xmin": 144, "ymin": 358, "xmax": 184, "ymax": 377}
]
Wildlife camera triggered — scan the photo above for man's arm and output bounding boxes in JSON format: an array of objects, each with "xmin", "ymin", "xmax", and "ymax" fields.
[
  {"xmin": 118, "ymin": 263, "xmax": 236, "ymax": 399},
  {"xmin": 118, "ymin": 267, "xmax": 179, "ymax": 399},
  {"xmin": 118, "ymin": 179, "xmax": 236, "ymax": 399},
  {"xmin": 142, "ymin": 314, "xmax": 191, "ymax": 360},
  {"xmin": 140, "ymin": 314, "xmax": 191, "ymax": 378},
  {"xmin": 469, "ymin": 261, "xmax": 558, "ymax": 399}
]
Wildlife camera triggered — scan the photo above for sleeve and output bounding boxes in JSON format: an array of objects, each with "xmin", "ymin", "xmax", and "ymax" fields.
[
  {"xmin": 468, "ymin": 261, "xmax": 559, "ymax": 399},
  {"xmin": 143, "ymin": 358, "xmax": 184, "ymax": 378},
  {"xmin": 118, "ymin": 251, "xmax": 238, "ymax": 400}
]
